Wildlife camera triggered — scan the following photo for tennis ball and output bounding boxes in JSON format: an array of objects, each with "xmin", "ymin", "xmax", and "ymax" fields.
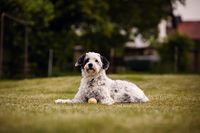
[{"xmin": 88, "ymin": 98, "xmax": 97, "ymax": 104}]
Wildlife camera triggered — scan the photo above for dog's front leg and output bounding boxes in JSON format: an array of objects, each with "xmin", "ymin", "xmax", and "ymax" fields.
[
  {"xmin": 55, "ymin": 88, "xmax": 84, "ymax": 104},
  {"xmin": 55, "ymin": 98, "xmax": 82, "ymax": 104}
]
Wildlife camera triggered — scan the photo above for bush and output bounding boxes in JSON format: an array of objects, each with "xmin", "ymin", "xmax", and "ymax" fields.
[{"xmin": 158, "ymin": 33, "xmax": 194, "ymax": 72}]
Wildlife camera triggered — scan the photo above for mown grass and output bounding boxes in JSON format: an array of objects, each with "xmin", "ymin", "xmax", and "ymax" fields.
[{"xmin": 0, "ymin": 74, "xmax": 200, "ymax": 133}]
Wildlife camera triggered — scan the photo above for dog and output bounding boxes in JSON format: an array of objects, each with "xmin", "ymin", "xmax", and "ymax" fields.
[{"xmin": 55, "ymin": 52, "xmax": 149, "ymax": 105}]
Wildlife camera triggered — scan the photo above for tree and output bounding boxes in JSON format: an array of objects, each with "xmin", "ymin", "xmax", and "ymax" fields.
[
  {"xmin": 108, "ymin": 0, "xmax": 185, "ymax": 37},
  {"xmin": 0, "ymin": 0, "xmax": 185, "ymax": 77},
  {"xmin": 0, "ymin": 0, "xmax": 54, "ymax": 77}
]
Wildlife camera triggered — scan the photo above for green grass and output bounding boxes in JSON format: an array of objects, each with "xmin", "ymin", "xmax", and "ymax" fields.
[{"xmin": 0, "ymin": 74, "xmax": 200, "ymax": 133}]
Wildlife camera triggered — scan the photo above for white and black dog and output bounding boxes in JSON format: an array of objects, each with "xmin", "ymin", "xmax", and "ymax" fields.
[{"xmin": 55, "ymin": 52, "xmax": 149, "ymax": 105}]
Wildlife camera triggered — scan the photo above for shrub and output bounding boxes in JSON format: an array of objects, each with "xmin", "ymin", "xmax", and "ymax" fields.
[{"xmin": 158, "ymin": 33, "xmax": 194, "ymax": 72}]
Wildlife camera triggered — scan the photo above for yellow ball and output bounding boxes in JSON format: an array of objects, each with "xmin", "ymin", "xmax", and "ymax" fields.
[{"xmin": 88, "ymin": 98, "xmax": 97, "ymax": 104}]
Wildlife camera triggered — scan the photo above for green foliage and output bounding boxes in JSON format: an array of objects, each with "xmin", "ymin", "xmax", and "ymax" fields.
[
  {"xmin": 108, "ymin": 0, "xmax": 169, "ymax": 36},
  {"xmin": 158, "ymin": 33, "xmax": 194, "ymax": 72},
  {"xmin": 50, "ymin": 0, "xmax": 110, "ymax": 29},
  {"xmin": 0, "ymin": 0, "xmax": 55, "ymax": 77},
  {"xmin": 0, "ymin": 0, "xmax": 54, "ymax": 27},
  {"xmin": 0, "ymin": 0, "xmax": 185, "ymax": 77}
]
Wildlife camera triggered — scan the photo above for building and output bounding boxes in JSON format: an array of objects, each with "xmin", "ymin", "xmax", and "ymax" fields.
[{"xmin": 123, "ymin": 35, "xmax": 159, "ymax": 71}]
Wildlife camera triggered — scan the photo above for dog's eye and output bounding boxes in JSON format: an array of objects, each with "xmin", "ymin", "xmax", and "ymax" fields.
[
  {"xmin": 95, "ymin": 60, "xmax": 99, "ymax": 63},
  {"xmin": 84, "ymin": 58, "xmax": 89, "ymax": 64}
]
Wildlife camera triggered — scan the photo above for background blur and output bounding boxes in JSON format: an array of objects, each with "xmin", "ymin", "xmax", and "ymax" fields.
[{"xmin": 0, "ymin": 0, "xmax": 199, "ymax": 78}]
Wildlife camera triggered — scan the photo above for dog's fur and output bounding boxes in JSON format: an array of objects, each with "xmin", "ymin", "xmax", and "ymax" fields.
[{"xmin": 55, "ymin": 52, "xmax": 149, "ymax": 105}]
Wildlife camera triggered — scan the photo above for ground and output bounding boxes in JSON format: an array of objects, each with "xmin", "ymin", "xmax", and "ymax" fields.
[{"xmin": 0, "ymin": 74, "xmax": 200, "ymax": 133}]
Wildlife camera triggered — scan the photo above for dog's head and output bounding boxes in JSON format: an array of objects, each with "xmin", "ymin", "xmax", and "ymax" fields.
[{"xmin": 75, "ymin": 52, "xmax": 109, "ymax": 76}]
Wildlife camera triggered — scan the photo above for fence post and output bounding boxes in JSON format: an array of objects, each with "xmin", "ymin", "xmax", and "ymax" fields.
[
  {"xmin": 24, "ymin": 26, "xmax": 29, "ymax": 78},
  {"xmin": 174, "ymin": 46, "xmax": 178, "ymax": 73},
  {"xmin": 48, "ymin": 49, "xmax": 53, "ymax": 76},
  {"xmin": 0, "ymin": 13, "xmax": 5, "ymax": 78}
]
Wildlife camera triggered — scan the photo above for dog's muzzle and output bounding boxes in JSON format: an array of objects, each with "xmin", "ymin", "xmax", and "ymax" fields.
[
  {"xmin": 86, "ymin": 63, "xmax": 96, "ymax": 73},
  {"xmin": 88, "ymin": 63, "xmax": 93, "ymax": 69}
]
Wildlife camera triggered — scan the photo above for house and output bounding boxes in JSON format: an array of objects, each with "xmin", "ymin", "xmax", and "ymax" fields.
[
  {"xmin": 123, "ymin": 35, "xmax": 159, "ymax": 71},
  {"xmin": 124, "ymin": 46, "xmax": 159, "ymax": 71}
]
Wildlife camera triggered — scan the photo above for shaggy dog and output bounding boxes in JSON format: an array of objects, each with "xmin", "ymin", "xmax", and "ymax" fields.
[{"xmin": 55, "ymin": 52, "xmax": 149, "ymax": 105}]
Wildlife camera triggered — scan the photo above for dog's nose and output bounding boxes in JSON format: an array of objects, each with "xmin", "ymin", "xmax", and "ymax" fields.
[{"xmin": 88, "ymin": 63, "xmax": 93, "ymax": 68}]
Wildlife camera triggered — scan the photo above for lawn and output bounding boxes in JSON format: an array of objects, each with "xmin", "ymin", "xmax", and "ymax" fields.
[{"xmin": 0, "ymin": 74, "xmax": 200, "ymax": 133}]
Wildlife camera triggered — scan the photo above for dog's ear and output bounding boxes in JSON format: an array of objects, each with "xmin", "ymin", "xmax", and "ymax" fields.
[
  {"xmin": 101, "ymin": 56, "xmax": 110, "ymax": 70},
  {"xmin": 75, "ymin": 54, "xmax": 85, "ymax": 67}
]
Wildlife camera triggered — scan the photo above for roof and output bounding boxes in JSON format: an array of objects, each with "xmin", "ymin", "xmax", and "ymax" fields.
[{"xmin": 177, "ymin": 21, "xmax": 200, "ymax": 40}]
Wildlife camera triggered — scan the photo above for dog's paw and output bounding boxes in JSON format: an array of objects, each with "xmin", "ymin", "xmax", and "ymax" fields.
[
  {"xmin": 55, "ymin": 99, "xmax": 73, "ymax": 104},
  {"xmin": 55, "ymin": 99, "xmax": 65, "ymax": 104}
]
